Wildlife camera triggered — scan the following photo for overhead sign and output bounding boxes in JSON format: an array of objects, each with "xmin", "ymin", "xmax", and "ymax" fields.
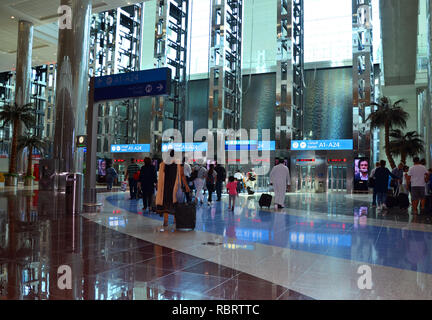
[
  {"xmin": 291, "ymin": 139, "xmax": 353, "ymax": 151},
  {"xmin": 225, "ymin": 140, "xmax": 275, "ymax": 151},
  {"xmin": 162, "ymin": 142, "xmax": 208, "ymax": 152},
  {"xmin": 94, "ymin": 67, "xmax": 171, "ymax": 102},
  {"xmin": 110, "ymin": 144, "xmax": 150, "ymax": 153}
]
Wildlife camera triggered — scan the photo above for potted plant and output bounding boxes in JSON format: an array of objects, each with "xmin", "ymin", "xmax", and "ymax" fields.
[
  {"xmin": 17, "ymin": 134, "xmax": 48, "ymax": 186},
  {"xmin": 0, "ymin": 103, "xmax": 36, "ymax": 186},
  {"xmin": 388, "ymin": 129, "xmax": 425, "ymax": 164},
  {"xmin": 366, "ymin": 96, "xmax": 409, "ymax": 169}
]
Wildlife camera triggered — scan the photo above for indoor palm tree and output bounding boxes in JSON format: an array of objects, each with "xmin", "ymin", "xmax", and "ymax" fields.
[
  {"xmin": 366, "ymin": 96, "xmax": 409, "ymax": 169},
  {"xmin": 0, "ymin": 102, "xmax": 36, "ymax": 186},
  {"xmin": 17, "ymin": 134, "xmax": 48, "ymax": 186},
  {"xmin": 388, "ymin": 129, "xmax": 424, "ymax": 165}
]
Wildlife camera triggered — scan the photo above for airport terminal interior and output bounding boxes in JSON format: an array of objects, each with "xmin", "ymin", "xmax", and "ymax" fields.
[{"xmin": 1, "ymin": 0, "xmax": 432, "ymax": 300}]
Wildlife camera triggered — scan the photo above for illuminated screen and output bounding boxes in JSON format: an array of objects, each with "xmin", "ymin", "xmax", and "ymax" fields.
[
  {"xmin": 98, "ymin": 159, "xmax": 106, "ymax": 176},
  {"xmin": 354, "ymin": 158, "xmax": 369, "ymax": 191}
]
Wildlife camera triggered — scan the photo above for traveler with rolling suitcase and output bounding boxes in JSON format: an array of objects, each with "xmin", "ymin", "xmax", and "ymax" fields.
[
  {"xmin": 374, "ymin": 160, "xmax": 399, "ymax": 212},
  {"xmin": 155, "ymin": 149, "xmax": 191, "ymax": 228},
  {"xmin": 269, "ymin": 158, "xmax": 291, "ymax": 209}
]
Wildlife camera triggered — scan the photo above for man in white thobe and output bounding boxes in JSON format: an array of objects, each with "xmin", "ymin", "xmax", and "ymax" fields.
[{"xmin": 270, "ymin": 159, "xmax": 291, "ymax": 209}]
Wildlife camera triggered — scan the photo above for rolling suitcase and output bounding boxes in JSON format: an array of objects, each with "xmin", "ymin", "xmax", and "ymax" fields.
[
  {"xmin": 385, "ymin": 195, "xmax": 397, "ymax": 208},
  {"xmin": 175, "ymin": 202, "xmax": 196, "ymax": 231},
  {"xmin": 259, "ymin": 194, "xmax": 272, "ymax": 208},
  {"xmin": 425, "ymin": 195, "xmax": 432, "ymax": 214},
  {"xmin": 397, "ymin": 193, "xmax": 410, "ymax": 209}
]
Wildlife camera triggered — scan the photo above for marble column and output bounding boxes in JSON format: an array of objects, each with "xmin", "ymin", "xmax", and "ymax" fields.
[
  {"xmin": 15, "ymin": 20, "xmax": 33, "ymax": 111},
  {"xmin": 10, "ymin": 21, "xmax": 33, "ymax": 182},
  {"xmin": 53, "ymin": 0, "xmax": 91, "ymax": 173}
]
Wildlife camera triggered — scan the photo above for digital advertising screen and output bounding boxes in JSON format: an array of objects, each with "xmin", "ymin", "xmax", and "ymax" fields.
[
  {"xmin": 98, "ymin": 159, "xmax": 106, "ymax": 176},
  {"xmin": 354, "ymin": 158, "xmax": 369, "ymax": 191}
]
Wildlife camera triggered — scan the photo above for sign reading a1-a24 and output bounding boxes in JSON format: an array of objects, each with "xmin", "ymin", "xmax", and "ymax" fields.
[{"xmin": 291, "ymin": 139, "xmax": 353, "ymax": 151}]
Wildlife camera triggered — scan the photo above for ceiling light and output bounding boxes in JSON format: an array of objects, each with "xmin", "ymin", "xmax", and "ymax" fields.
[{"xmin": 11, "ymin": 16, "xmax": 15, "ymax": 19}]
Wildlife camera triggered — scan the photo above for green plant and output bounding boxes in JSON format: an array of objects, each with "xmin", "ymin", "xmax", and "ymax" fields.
[
  {"xmin": 0, "ymin": 103, "xmax": 36, "ymax": 175},
  {"xmin": 366, "ymin": 96, "xmax": 409, "ymax": 169},
  {"xmin": 388, "ymin": 129, "xmax": 424, "ymax": 164},
  {"xmin": 4, "ymin": 173, "xmax": 19, "ymax": 177},
  {"xmin": 17, "ymin": 133, "xmax": 48, "ymax": 179}
]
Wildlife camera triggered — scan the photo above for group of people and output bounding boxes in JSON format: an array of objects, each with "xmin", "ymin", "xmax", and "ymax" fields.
[
  {"xmin": 369, "ymin": 157, "xmax": 431, "ymax": 213},
  {"xmin": 106, "ymin": 154, "xmax": 292, "ymax": 226}
]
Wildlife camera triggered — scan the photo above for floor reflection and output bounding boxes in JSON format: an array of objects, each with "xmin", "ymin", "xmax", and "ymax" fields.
[{"xmin": 0, "ymin": 190, "xmax": 311, "ymax": 300}]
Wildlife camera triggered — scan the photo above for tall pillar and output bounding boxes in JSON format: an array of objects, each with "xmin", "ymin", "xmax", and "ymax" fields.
[
  {"xmin": 53, "ymin": 0, "xmax": 92, "ymax": 173},
  {"xmin": 14, "ymin": 21, "xmax": 33, "ymax": 177},
  {"xmin": 352, "ymin": 0, "xmax": 374, "ymax": 159},
  {"xmin": 15, "ymin": 20, "xmax": 33, "ymax": 111}
]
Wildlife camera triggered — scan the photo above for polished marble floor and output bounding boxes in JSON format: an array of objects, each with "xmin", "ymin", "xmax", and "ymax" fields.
[{"xmin": 1, "ymin": 187, "xmax": 432, "ymax": 300}]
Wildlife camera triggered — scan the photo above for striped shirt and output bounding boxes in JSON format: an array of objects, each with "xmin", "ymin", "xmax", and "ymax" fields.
[{"xmin": 126, "ymin": 163, "xmax": 140, "ymax": 176}]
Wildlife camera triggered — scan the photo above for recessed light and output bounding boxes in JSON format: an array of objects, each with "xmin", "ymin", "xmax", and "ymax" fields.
[{"xmin": 11, "ymin": 16, "xmax": 15, "ymax": 19}]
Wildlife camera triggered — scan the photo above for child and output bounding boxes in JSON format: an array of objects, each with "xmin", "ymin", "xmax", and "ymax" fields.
[{"xmin": 226, "ymin": 176, "xmax": 238, "ymax": 211}]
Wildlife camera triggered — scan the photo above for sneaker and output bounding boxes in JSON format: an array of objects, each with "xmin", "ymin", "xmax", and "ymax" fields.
[{"xmin": 278, "ymin": 204, "xmax": 284, "ymax": 209}]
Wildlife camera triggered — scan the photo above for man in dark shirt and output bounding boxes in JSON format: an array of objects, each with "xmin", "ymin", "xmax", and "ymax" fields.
[
  {"xmin": 125, "ymin": 158, "xmax": 140, "ymax": 199},
  {"xmin": 215, "ymin": 163, "xmax": 227, "ymax": 201},
  {"xmin": 374, "ymin": 160, "xmax": 399, "ymax": 211}
]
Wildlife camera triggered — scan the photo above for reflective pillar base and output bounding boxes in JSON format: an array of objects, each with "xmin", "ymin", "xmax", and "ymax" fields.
[{"xmin": 83, "ymin": 187, "xmax": 102, "ymax": 211}]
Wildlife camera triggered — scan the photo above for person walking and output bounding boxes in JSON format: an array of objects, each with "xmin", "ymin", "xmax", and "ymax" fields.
[
  {"xmin": 270, "ymin": 158, "xmax": 291, "ymax": 209},
  {"xmin": 206, "ymin": 164, "xmax": 217, "ymax": 204},
  {"xmin": 194, "ymin": 163, "xmax": 207, "ymax": 205},
  {"xmin": 370, "ymin": 161, "xmax": 380, "ymax": 207},
  {"xmin": 391, "ymin": 163, "xmax": 404, "ymax": 193},
  {"xmin": 374, "ymin": 160, "xmax": 399, "ymax": 211},
  {"xmin": 226, "ymin": 176, "xmax": 238, "ymax": 211},
  {"xmin": 182, "ymin": 157, "xmax": 192, "ymax": 203},
  {"xmin": 106, "ymin": 163, "xmax": 117, "ymax": 191},
  {"xmin": 407, "ymin": 157, "xmax": 429, "ymax": 214},
  {"xmin": 155, "ymin": 150, "xmax": 190, "ymax": 228},
  {"xmin": 234, "ymin": 169, "xmax": 244, "ymax": 193},
  {"xmin": 138, "ymin": 157, "xmax": 157, "ymax": 212},
  {"xmin": 401, "ymin": 165, "xmax": 410, "ymax": 195},
  {"xmin": 125, "ymin": 158, "xmax": 140, "ymax": 199},
  {"xmin": 215, "ymin": 163, "xmax": 226, "ymax": 201}
]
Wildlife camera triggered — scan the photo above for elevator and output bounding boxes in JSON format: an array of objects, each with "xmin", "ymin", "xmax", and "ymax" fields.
[{"xmin": 290, "ymin": 151, "xmax": 354, "ymax": 193}]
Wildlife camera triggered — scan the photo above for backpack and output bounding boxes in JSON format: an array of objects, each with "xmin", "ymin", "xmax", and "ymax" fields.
[
  {"xmin": 190, "ymin": 170, "xmax": 198, "ymax": 181},
  {"xmin": 207, "ymin": 172, "xmax": 215, "ymax": 185},
  {"xmin": 107, "ymin": 167, "xmax": 117, "ymax": 179},
  {"xmin": 133, "ymin": 171, "xmax": 140, "ymax": 181}
]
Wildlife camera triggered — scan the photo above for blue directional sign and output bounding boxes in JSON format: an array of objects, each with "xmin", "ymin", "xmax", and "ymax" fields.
[
  {"xmin": 225, "ymin": 140, "xmax": 275, "ymax": 151},
  {"xmin": 162, "ymin": 142, "xmax": 208, "ymax": 152},
  {"xmin": 94, "ymin": 68, "xmax": 171, "ymax": 102},
  {"xmin": 291, "ymin": 139, "xmax": 353, "ymax": 151},
  {"xmin": 110, "ymin": 144, "xmax": 151, "ymax": 153}
]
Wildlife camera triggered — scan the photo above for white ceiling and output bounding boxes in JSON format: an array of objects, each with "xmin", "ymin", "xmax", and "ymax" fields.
[{"xmin": 0, "ymin": 0, "xmax": 147, "ymax": 73}]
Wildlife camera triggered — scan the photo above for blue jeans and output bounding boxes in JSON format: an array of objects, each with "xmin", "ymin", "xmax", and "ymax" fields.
[{"xmin": 377, "ymin": 192, "xmax": 387, "ymax": 206}]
